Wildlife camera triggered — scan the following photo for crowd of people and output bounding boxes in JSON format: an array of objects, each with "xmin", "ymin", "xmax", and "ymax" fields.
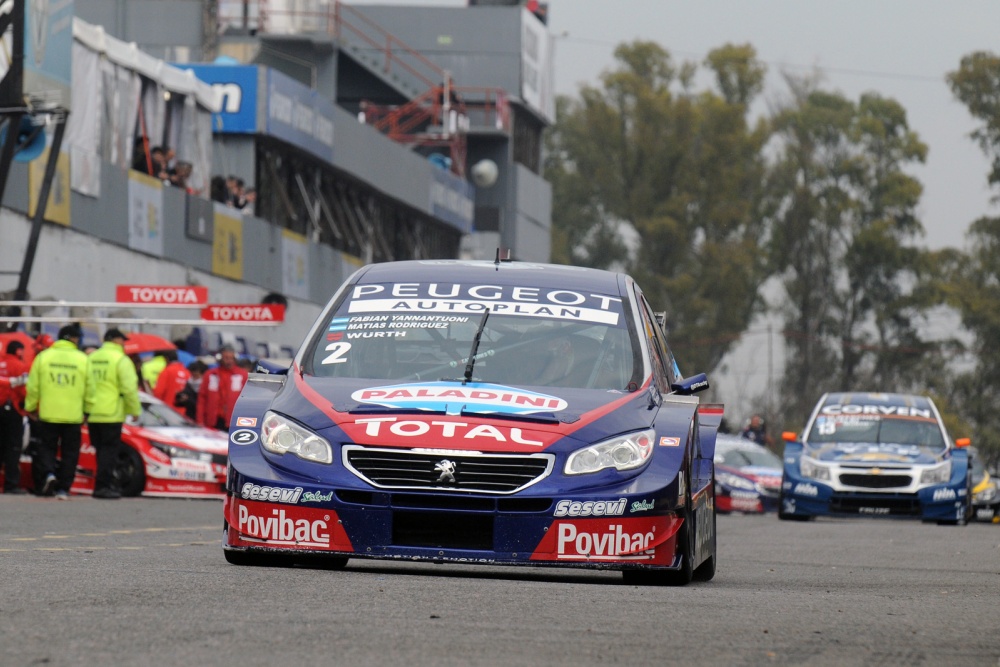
[
  {"xmin": 131, "ymin": 142, "xmax": 255, "ymax": 214},
  {"xmin": 0, "ymin": 324, "xmax": 250, "ymax": 499}
]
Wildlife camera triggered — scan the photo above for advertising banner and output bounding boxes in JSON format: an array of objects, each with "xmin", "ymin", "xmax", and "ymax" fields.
[
  {"xmin": 28, "ymin": 146, "xmax": 71, "ymax": 226},
  {"xmin": 201, "ymin": 304, "xmax": 285, "ymax": 323},
  {"xmin": 212, "ymin": 207, "xmax": 244, "ymax": 280},
  {"xmin": 180, "ymin": 64, "xmax": 260, "ymax": 134},
  {"xmin": 266, "ymin": 69, "xmax": 335, "ymax": 163},
  {"xmin": 430, "ymin": 168, "xmax": 474, "ymax": 234},
  {"xmin": 23, "ymin": 0, "xmax": 74, "ymax": 110},
  {"xmin": 116, "ymin": 285, "xmax": 209, "ymax": 305},
  {"xmin": 520, "ymin": 9, "xmax": 554, "ymax": 123},
  {"xmin": 281, "ymin": 229, "xmax": 310, "ymax": 300},
  {"xmin": 127, "ymin": 171, "xmax": 164, "ymax": 256}
]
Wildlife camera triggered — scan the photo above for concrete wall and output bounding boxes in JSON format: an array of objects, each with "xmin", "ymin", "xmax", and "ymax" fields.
[
  {"xmin": 75, "ymin": 0, "xmax": 206, "ymax": 61},
  {"xmin": 348, "ymin": 6, "xmax": 522, "ymax": 94}
]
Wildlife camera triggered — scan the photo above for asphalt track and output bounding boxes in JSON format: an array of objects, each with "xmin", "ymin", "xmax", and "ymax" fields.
[{"xmin": 1, "ymin": 495, "xmax": 998, "ymax": 667}]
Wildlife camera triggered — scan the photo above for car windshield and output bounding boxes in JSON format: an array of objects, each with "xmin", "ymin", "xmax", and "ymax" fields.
[
  {"xmin": 304, "ymin": 281, "xmax": 639, "ymax": 390},
  {"xmin": 719, "ymin": 446, "xmax": 782, "ymax": 469},
  {"xmin": 135, "ymin": 401, "xmax": 198, "ymax": 428},
  {"xmin": 807, "ymin": 413, "xmax": 946, "ymax": 450}
]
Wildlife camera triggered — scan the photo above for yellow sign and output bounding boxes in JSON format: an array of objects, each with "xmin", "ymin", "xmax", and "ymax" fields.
[
  {"xmin": 28, "ymin": 148, "xmax": 71, "ymax": 226},
  {"xmin": 213, "ymin": 210, "xmax": 244, "ymax": 280}
]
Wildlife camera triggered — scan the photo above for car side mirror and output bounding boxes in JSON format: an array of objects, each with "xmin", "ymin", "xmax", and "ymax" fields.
[
  {"xmin": 954, "ymin": 437, "xmax": 971, "ymax": 448},
  {"xmin": 670, "ymin": 373, "xmax": 709, "ymax": 395},
  {"xmin": 782, "ymin": 431, "xmax": 798, "ymax": 443}
]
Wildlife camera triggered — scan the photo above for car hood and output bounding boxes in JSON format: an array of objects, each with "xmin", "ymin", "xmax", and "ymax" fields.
[
  {"xmin": 274, "ymin": 375, "xmax": 659, "ymax": 454},
  {"xmin": 132, "ymin": 425, "xmax": 231, "ymax": 455},
  {"xmin": 741, "ymin": 466, "xmax": 782, "ymax": 484},
  {"xmin": 804, "ymin": 442, "xmax": 946, "ymax": 465}
]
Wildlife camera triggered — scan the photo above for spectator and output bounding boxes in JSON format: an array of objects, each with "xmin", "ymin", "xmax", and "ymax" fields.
[
  {"xmin": 169, "ymin": 160, "xmax": 195, "ymax": 193},
  {"xmin": 242, "ymin": 187, "xmax": 257, "ymax": 215},
  {"xmin": 0, "ymin": 340, "xmax": 30, "ymax": 494},
  {"xmin": 227, "ymin": 176, "xmax": 247, "ymax": 209},
  {"xmin": 210, "ymin": 175, "xmax": 229, "ymax": 204},
  {"xmin": 131, "ymin": 141, "xmax": 152, "ymax": 174},
  {"xmin": 24, "ymin": 324, "xmax": 90, "ymax": 499},
  {"xmin": 174, "ymin": 360, "xmax": 207, "ymax": 421},
  {"xmin": 85, "ymin": 329, "xmax": 141, "ymax": 499},
  {"xmin": 740, "ymin": 414, "xmax": 773, "ymax": 448},
  {"xmin": 153, "ymin": 350, "xmax": 191, "ymax": 416},
  {"xmin": 142, "ymin": 349, "xmax": 171, "ymax": 392},
  {"xmin": 197, "ymin": 345, "xmax": 248, "ymax": 431},
  {"xmin": 149, "ymin": 146, "xmax": 171, "ymax": 182}
]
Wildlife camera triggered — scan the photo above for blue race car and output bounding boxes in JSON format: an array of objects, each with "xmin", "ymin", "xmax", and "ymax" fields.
[
  {"xmin": 223, "ymin": 259, "xmax": 722, "ymax": 585},
  {"xmin": 779, "ymin": 392, "xmax": 973, "ymax": 524}
]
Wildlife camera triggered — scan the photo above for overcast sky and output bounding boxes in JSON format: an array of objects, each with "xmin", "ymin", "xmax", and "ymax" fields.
[{"xmin": 353, "ymin": 0, "xmax": 1000, "ymax": 251}]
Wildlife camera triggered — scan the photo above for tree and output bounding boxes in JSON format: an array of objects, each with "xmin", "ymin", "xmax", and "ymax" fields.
[
  {"xmin": 947, "ymin": 51, "xmax": 1000, "ymax": 192},
  {"xmin": 768, "ymin": 78, "xmax": 933, "ymax": 428},
  {"xmin": 935, "ymin": 219, "xmax": 1000, "ymax": 468},
  {"xmin": 545, "ymin": 41, "xmax": 774, "ymax": 375}
]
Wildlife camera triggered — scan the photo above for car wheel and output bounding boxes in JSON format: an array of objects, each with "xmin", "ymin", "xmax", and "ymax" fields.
[
  {"xmin": 114, "ymin": 446, "xmax": 146, "ymax": 497},
  {"xmin": 692, "ymin": 488, "xmax": 716, "ymax": 582},
  {"xmin": 778, "ymin": 494, "xmax": 812, "ymax": 521}
]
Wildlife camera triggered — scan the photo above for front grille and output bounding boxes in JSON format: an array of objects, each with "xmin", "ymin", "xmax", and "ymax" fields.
[
  {"xmin": 830, "ymin": 493, "xmax": 921, "ymax": 516},
  {"xmin": 839, "ymin": 473, "xmax": 912, "ymax": 489},
  {"xmin": 343, "ymin": 445, "xmax": 554, "ymax": 494}
]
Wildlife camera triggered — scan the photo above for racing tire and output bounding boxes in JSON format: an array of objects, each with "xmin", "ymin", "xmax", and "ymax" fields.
[
  {"xmin": 114, "ymin": 446, "xmax": 146, "ymax": 497},
  {"xmin": 777, "ymin": 495, "xmax": 813, "ymax": 521},
  {"xmin": 692, "ymin": 497, "xmax": 716, "ymax": 582}
]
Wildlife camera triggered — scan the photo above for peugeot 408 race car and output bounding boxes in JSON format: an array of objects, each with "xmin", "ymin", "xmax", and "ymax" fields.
[
  {"xmin": 223, "ymin": 260, "xmax": 722, "ymax": 585},
  {"xmin": 779, "ymin": 392, "xmax": 972, "ymax": 524}
]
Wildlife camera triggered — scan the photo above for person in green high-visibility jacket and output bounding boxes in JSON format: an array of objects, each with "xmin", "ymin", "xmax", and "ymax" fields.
[
  {"xmin": 24, "ymin": 324, "xmax": 90, "ymax": 499},
  {"xmin": 85, "ymin": 329, "xmax": 142, "ymax": 499}
]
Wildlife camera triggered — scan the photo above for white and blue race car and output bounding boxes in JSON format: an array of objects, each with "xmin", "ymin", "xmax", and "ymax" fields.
[
  {"xmin": 222, "ymin": 259, "xmax": 722, "ymax": 584},
  {"xmin": 779, "ymin": 392, "xmax": 973, "ymax": 524}
]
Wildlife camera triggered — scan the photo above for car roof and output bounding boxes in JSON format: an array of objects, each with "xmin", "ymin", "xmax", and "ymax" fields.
[
  {"xmin": 354, "ymin": 260, "xmax": 626, "ymax": 294},
  {"xmin": 820, "ymin": 392, "xmax": 935, "ymax": 411}
]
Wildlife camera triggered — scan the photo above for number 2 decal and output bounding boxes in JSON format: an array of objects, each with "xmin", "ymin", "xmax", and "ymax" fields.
[{"xmin": 322, "ymin": 342, "xmax": 352, "ymax": 364}]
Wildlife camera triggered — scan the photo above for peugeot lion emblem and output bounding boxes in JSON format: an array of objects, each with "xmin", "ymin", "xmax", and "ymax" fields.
[{"xmin": 434, "ymin": 459, "xmax": 457, "ymax": 483}]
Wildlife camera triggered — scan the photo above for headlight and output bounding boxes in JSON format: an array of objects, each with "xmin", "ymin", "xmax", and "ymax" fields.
[
  {"xmin": 974, "ymin": 484, "xmax": 997, "ymax": 503},
  {"xmin": 149, "ymin": 440, "xmax": 212, "ymax": 463},
  {"xmin": 717, "ymin": 471, "xmax": 757, "ymax": 491},
  {"xmin": 565, "ymin": 429, "xmax": 654, "ymax": 475},
  {"xmin": 919, "ymin": 461, "xmax": 951, "ymax": 485},
  {"xmin": 260, "ymin": 411, "xmax": 333, "ymax": 464},
  {"xmin": 800, "ymin": 457, "xmax": 831, "ymax": 481}
]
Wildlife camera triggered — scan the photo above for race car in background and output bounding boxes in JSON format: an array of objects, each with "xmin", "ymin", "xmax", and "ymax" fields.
[
  {"xmin": 715, "ymin": 434, "xmax": 782, "ymax": 513},
  {"xmin": 779, "ymin": 392, "xmax": 972, "ymax": 524},
  {"xmin": 223, "ymin": 259, "xmax": 722, "ymax": 585},
  {"xmin": 15, "ymin": 392, "xmax": 228, "ymax": 498},
  {"xmin": 970, "ymin": 449, "xmax": 1000, "ymax": 523}
]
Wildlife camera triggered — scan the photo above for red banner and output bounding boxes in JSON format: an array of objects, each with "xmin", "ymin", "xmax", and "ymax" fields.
[
  {"xmin": 116, "ymin": 285, "xmax": 208, "ymax": 305},
  {"xmin": 200, "ymin": 304, "xmax": 286, "ymax": 323}
]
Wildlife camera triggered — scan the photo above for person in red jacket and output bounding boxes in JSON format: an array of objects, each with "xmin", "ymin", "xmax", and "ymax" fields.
[
  {"xmin": 197, "ymin": 345, "xmax": 248, "ymax": 430},
  {"xmin": 0, "ymin": 340, "xmax": 30, "ymax": 493},
  {"xmin": 152, "ymin": 350, "xmax": 191, "ymax": 415}
]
